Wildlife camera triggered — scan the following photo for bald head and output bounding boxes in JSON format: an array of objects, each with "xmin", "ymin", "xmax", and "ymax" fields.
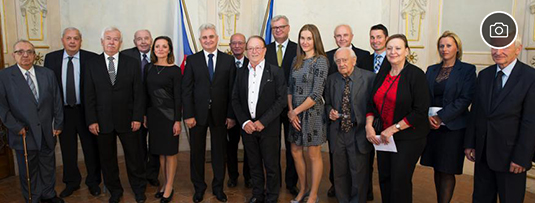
[
  {"xmin": 133, "ymin": 29, "xmax": 153, "ymax": 53},
  {"xmin": 334, "ymin": 24, "xmax": 354, "ymax": 48},
  {"xmin": 230, "ymin": 33, "xmax": 246, "ymax": 59}
]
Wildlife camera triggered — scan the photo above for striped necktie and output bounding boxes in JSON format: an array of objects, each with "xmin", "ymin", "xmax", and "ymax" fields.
[
  {"xmin": 25, "ymin": 71, "xmax": 39, "ymax": 102},
  {"xmin": 374, "ymin": 55, "xmax": 382, "ymax": 74},
  {"xmin": 108, "ymin": 56, "xmax": 116, "ymax": 85}
]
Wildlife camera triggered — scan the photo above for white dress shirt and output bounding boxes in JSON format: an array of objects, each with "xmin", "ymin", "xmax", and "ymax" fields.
[
  {"xmin": 496, "ymin": 59, "xmax": 516, "ymax": 88},
  {"xmin": 104, "ymin": 52, "xmax": 120, "ymax": 72},
  {"xmin": 62, "ymin": 51, "xmax": 81, "ymax": 105},
  {"xmin": 203, "ymin": 50, "xmax": 218, "ymax": 72},
  {"xmin": 275, "ymin": 38, "xmax": 289, "ymax": 59},
  {"xmin": 234, "ymin": 56, "xmax": 245, "ymax": 68},
  {"xmin": 18, "ymin": 65, "xmax": 39, "ymax": 99},
  {"xmin": 139, "ymin": 51, "xmax": 151, "ymax": 63},
  {"xmin": 242, "ymin": 60, "xmax": 266, "ymax": 129}
]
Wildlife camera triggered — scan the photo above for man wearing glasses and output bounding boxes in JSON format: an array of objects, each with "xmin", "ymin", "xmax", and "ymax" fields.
[
  {"xmin": 232, "ymin": 36, "xmax": 287, "ymax": 203},
  {"xmin": 265, "ymin": 15, "xmax": 299, "ymax": 196},
  {"xmin": 0, "ymin": 40, "xmax": 64, "ymax": 203}
]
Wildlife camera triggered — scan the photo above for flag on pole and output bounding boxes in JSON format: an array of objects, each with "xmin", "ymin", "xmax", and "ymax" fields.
[
  {"xmin": 174, "ymin": 0, "xmax": 193, "ymax": 74},
  {"xmin": 264, "ymin": 0, "xmax": 274, "ymax": 44}
]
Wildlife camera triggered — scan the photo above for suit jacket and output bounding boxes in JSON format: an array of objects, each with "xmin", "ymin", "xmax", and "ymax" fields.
[
  {"xmin": 265, "ymin": 40, "xmax": 298, "ymax": 84},
  {"xmin": 232, "ymin": 61, "xmax": 287, "ymax": 137},
  {"xmin": 465, "ymin": 60, "xmax": 535, "ymax": 171},
  {"xmin": 84, "ymin": 53, "xmax": 145, "ymax": 134},
  {"xmin": 44, "ymin": 49, "xmax": 98, "ymax": 108},
  {"xmin": 182, "ymin": 50, "xmax": 236, "ymax": 126},
  {"xmin": 122, "ymin": 47, "xmax": 142, "ymax": 62},
  {"xmin": 367, "ymin": 62, "xmax": 430, "ymax": 141},
  {"xmin": 0, "ymin": 65, "xmax": 63, "ymax": 150},
  {"xmin": 325, "ymin": 68, "xmax": 375, "ymax": 154},
  {"xmin": 426, "ymin": 60, "xmax": 476, "ymax": 130},
  {"xmin": 364, "ymin": 52, "xmax": 391, "ymax": 73},
  {"xmin": 236, "ymin": 57, "xmax": 249, "ymax": 69},
  {"xmin": 326, "ymin": 45, "xmax": 372, "ymax": 75}
]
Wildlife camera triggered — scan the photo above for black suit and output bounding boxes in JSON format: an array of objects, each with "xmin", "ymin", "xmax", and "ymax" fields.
[
  {"xmin": 265, "ymin": 40, "xmax": 298, "ymax": 189},
  {"xmin": 465, "ymin": 60, "xmax": 535, "ymax": 202},
  {"xmin": 227, "ymin": 57, "xmax": 250, "ymax": 183},
  {"xmin": 84, "ymin": 53, "xmax": 146, "ymax": 200},
  {"xmin": 326, "ymin": 45, "xmax": 372, "ymax": 75},
  {"xmin": 364, "ymin": 53, "xmax": 391, "ymax": 74},
  {"xmin": 44, "ymin": 49, "xmax": 101, "ymax": 190},
  {"xmin": 121, "ymin": 47, "xmax": 160, "ymax": 183},
  {"xmin": 182, "ymin": 50, "xmax": 236, "ymax": 194},
  {"xmin": 232, "ymin": 61, "xmax": 287, "ymax": 202}
]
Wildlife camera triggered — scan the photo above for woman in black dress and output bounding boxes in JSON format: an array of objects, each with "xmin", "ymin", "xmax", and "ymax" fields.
[
  {"xmin": 144, "ymin": 36, "xmax": 182, "ymax": 203},
  {"xmin": 420, "ymin": 31, "xmax": 476, "ymax": 203}
]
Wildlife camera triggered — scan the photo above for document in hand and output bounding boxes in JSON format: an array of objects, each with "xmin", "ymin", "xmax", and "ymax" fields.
[{"xmin": 373, "ymin": 135, "xmax": 397, "ymax": 153}]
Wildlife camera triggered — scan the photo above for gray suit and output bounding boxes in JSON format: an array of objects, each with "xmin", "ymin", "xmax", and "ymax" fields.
[
  {"xmin": 0, "ymin": 65, "xmax": 63, "ymax": 202},
  {"xmin": 325, "ymin": 67, "xmax": 374, "ymax": 203}
]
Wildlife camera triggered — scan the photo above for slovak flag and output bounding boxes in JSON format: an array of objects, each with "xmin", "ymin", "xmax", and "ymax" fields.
[{"xmin": 174, "ymin": 0, "xmax": 193, "ymax": 74}]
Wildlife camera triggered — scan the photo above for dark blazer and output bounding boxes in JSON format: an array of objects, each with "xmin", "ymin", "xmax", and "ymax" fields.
[
  {"xmin": 265, "ymin": 40, "xmax": 298, "ymax": 83},
  {"xmin": 84, "ymin": 53, "xmax": 145, "ymax": 134},
  {"xmin": 326, "ymin": 45, "xmax": 371, "ymax": 75},
  {"xmin": 44, "ymin": 49, "xmax": 98, "ymax": 107},
  {"xmin": 0, "ymin": 65, "xmax": 63, "ymax": 150},
  {"xmin": 325, "ymin": 68, "xmax": 375, "ymax": 154},
  {"xmin": 465, "ymin": 60, "xmax": 535, "ymax": 171},
  {"xmin": 364, "ymin": 53, "xmax": 391, "ymax": 73},
  {"xmin": 232, "ymin": 62, "xmax": 287, "ymax": 137},
  {"xmin": 367, "ymin": 61, "xmax": 430, "ymax": 140},
  {"xmin": 182, "ymin": 50, "xmax": 236, "ymax": 126},
  {"xmin": 426, "ymin": 60, "xmax": 476, "ymax": 130},
  {"xmin": 121, "ymin": 47, "xmax": 142, "ymax": 62}
]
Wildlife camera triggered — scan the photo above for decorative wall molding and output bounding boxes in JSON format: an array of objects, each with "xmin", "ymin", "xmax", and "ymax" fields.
[
  {"xmin": 402, "ymin": 0, "xmax": 427, "ymax": 41},
  {"xmin": 218, "ymin": 0, "xmax": 240, "ymax": 40},
  {"xmin": 19, "ymin": 0, "xmax": 46, "ymax": 41}
]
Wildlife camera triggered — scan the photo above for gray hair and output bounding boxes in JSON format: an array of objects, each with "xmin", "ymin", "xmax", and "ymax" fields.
[
  {"xmin": 334, "ymin": 24, "xmax": 353, "ymax": 35},
  {"xmin": 134, "ymin": 29, "xmax": 152, "ymax": 38},
  {"xmin": 198, "ymin": 23, "xmax": 217, "ymax": 37},
  {"xmin": 334, "ymin": 47, "xmax": 357, "ymax": 60},
  {"xmin": 62, "ymin": 27, "xmax": 82, "ymax": 38},
  {"xmin": 13, "ymin": 39, "xmax": 34, "ymax": 51},
  {"xmin": 514, "ymin": 37, "xmax": 522, "ymax": 48},
  {"xmin": 271, "ymin": 15, "xmax": 289, "ymax": 26},
  {"xmin": 100, "ymin": 26, "xmax": 122, "ymax": 42}
]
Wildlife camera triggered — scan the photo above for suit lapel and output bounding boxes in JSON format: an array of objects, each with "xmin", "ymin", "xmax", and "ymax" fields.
[
  {"xmin": 11, "ymin": 67, "xmax": 38, "ymax": 105},
  {"xmin": 212, "ymin": 51, "xmax": 224, "ymax": 82},
  {"xmin": 444, "ymin": 61, "xmax": 461, "ymax": 97},
  {"xmin": 242, "ymin": 68, "xmax": 251, "ymax": 115},
  {"xmin": 350, "ymin": 70, "xmax": 364, "ymax": 111},
  {"xmin": 281, "ymin": 41, "xmax": 294, "ymax": 66},
  {"xmin": 34, "ymin": 67, "xmax": 45, "ymax": 105},
  {"xmin": 258, "ymin": 65, "xmax": 270, "ymax": 96},
  {"xmin": 427, "ymin": 65, "xmax": 439, "ymax": 98},
  {"xmin": 490, "ymin": 62, "xmax": 522, "ymax": 112}
]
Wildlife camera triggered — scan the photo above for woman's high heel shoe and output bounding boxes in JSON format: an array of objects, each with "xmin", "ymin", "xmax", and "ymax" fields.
[
  {"xmin": 290, "ymin": 191, "xmax": 310, "ymax": 203},
  {"xmin": 154, "ymin": 189, "xmax": 164, "ymax": 198},
  {"xmin": 160, "ymin": 189, "xmax": 174, "ymax": 203}
]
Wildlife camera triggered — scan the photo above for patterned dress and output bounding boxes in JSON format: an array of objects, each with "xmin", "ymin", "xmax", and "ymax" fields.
[{"xmin": 287, "ymin": 56, "xmax": 328, "ymax": 146}]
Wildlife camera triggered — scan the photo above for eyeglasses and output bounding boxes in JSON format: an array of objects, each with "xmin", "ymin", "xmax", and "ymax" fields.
[
  {"xmin": 230, "ymin": 41, "xmax": 245, "ymax": 46},
  {"xmin": 271, "ymin": 25, "xmax": 288, "ymax": 30},
  {"xmin": 14, "ymin": 50, "xmax": 35, "ymax": 56},
  {"xmin": 335, "ymin": 58, "xmax": 350, "ymax": 64},
  {"xmin": 247, "ymin": 47, "xmax": 265, "ymax": 52}
]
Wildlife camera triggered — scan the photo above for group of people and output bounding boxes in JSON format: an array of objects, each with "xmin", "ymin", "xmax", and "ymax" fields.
[{"xmin": 0, "ymin": 13, "xmax": 533, "ymax": 203}]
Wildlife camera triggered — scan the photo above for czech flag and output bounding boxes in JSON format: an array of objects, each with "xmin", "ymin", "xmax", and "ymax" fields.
[
  {"xmin": 264, "ymin": 0, "xmax": 274, "ymax": 44},
  {"xmin": 174, "ymin": 0, "xmax": 193, "ymax": 74}
]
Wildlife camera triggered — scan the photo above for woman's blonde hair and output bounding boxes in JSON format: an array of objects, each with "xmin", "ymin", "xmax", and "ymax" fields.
[{"xmin": 437, "ymin": 31, "xmax": 463, "ymax": 60}]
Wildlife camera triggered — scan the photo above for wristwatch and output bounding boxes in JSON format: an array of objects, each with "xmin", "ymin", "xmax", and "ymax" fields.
[{"xmin": 395, "ymin": 123, "xmax": 401, "ymax": 130}]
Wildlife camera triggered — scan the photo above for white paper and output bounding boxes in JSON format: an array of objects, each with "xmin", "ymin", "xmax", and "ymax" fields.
[
  {"xmin": 373, "ymin": 135, "xmax": 397, "ymax": 153},
  {"xmin": 428, "ymin": 107, "xmax": 445, "ymax": 125}
]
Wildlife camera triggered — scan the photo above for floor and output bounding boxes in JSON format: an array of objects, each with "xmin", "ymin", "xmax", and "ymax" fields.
[{"xmin": 0, "ymin": 151, "xmax": 534, "ymax": 203}]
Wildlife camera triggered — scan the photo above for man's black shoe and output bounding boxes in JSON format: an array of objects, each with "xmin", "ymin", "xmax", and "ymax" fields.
[
  {"xmin": 227, "ymin": 178, "xmax": 237, "ymax": 188},
  {"xmin": 148, "ymin": 179, "xmax": 160, "ymax": 187},
  {"xmin": 193, "ymin": 192, "xmax": 204, "ymax": 203},
  {"xmin": 89, "ymin": 186, "xmax": 101, "ymax": 196},
  {"xmin": 287, "ymin": 186, "xmax": 299, "ymax": 196},
  {"xmin": 327, "ymin": 186, "xmax": 336, "ymax": 197},
  {"xmin": 40, "ymin": 196, "xmax": 64, "ymax": 203},
  {"xmin": 245, "ymin": 179, "xmax": 253, "ymax": 188},
  {"xmin": 214, "ymin": 191, "xmax": 228, "ymax": 202},
  {"xmin": 59, "ymin": 186, "xmax": 80, "ymax": 198},
  {"xmin": 248, "ymin": 197, "xmax": 264, "ymax": 203}
]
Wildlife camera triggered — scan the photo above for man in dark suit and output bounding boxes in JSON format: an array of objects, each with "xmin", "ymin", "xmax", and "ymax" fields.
[
  {"xmin": 182, "ymin": 23, "xmax": 236, "ymax": 203},
  {"xmin": 324, "ymin": 24, "xmax": 372, "ymax": 198},
  {"xmin": 325, "ymin": 47, "xmax": 375, "ymax": 203},
  {"xmin": 120, "ymin": 29, "xmax": 160, "ymax": 187},
  {"xmin": 367, "ymin": 24, "xmax": 390, "ymax": 74},
  {"xmin": 226, "ymin": 33, "xmax": 252, "ymax": 189},
  {"xmin": 232, "ymin": 35, "xmax": 287, "ymax": 203},
  {"xmin": 43, "ymin": 27, "xmax": 101, "ymax": 198},
  {"xmin": 264, "ymin": 15, "xmax": 299, "ymax": 195},
  {"xmin": 465, "ymin": 40, "xmax": 535, "ymax": 203},
  {"xmin": 0, "ymin": 40, "xmax": 64, "ymax": 203},
  {"xmin": 84, "ymin": 27, "xmax": 146, "ymax": 203}
]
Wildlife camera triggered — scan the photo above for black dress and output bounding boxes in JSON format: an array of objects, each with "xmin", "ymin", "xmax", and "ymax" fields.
[
  {"xmin": 145, "ymin": 64, "xmax": 182, "ymax": 155},
  {"xmin": 420, "ymin": 66, "xmax": 465, "ymax": 174}
]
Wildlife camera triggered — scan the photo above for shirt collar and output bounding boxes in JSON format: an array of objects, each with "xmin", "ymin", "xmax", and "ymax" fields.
[
  {"xmin": 496, "ymin": 58, "xmax": 517, "ymax": 77},
  {"xmin": 234, "ymin": 56, "xmax": 244, "ymax": 63},
  {"xmin": 248, "ymin": 59, "xmax": 265, "ymax": 71},
  {"xmin": 104, "ymin": 52, "xmax": 119, "ymax": 60},
  {"xmin": 374, "ymin": 51, "xmax": 386, "ymax": 59},
  {"xmin": 140, "ymin": 50, "xmax": 151, "ymax": 59},
  {"xmin": 63, "ymin": 50, "xmax": 80, "ymax": 59},
  {"xmin": 17, "ymin": 64, "xmax": 35, "ymax": 75},
  {"xmin": 203, "ymin": 50, "xmax": 218, "ymax": 58},
  {"xmin": 276, "ymin": 38, "xmax": 289, "ymax": 49}
]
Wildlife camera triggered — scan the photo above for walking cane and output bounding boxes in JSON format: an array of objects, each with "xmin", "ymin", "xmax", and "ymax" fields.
[{"xmin": 22, "ymin": 133, "xmax": 32, "ymax": 202}]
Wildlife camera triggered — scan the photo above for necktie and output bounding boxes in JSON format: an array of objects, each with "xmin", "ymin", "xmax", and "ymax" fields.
[
  {"xmin": 341, "ymin": 76, "xmax": 352, "ymax": 132},
  {"xmin": 25, "ymin": 71, "xmax": 39, "ymax": 102},
  {"xmin": 236, "ymin": 60, "xmax": 242, "ymax": 69},
  {"xmin": 66, "ymin": 56, "xmax": 76, "ymax": 106},
  {"xmin": 374, "ymin": 55, "xmax": 382, "ymax": 74},
  {"xmin": 492, "ymin": 70, "xmax": 504, "ymax": 104},
  {"xmin": 108, "ymin": 56, "xmax": 116, "ymax": 85},
  {"xmin": 208, "ymin": 54, "xmax": 214, "ymax": 81},
  {"xmin": 277, "ymin": 44, "xmax": 283, "ymax": 67},
  {"xmin": 141, "ymin": 54, "xmax": 149, "ymax": 80}
]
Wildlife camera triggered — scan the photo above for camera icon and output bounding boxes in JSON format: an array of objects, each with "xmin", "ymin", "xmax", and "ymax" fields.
[{"xmin": 489, "ymin": 22, "xmax": 508, "ymax": 38}]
